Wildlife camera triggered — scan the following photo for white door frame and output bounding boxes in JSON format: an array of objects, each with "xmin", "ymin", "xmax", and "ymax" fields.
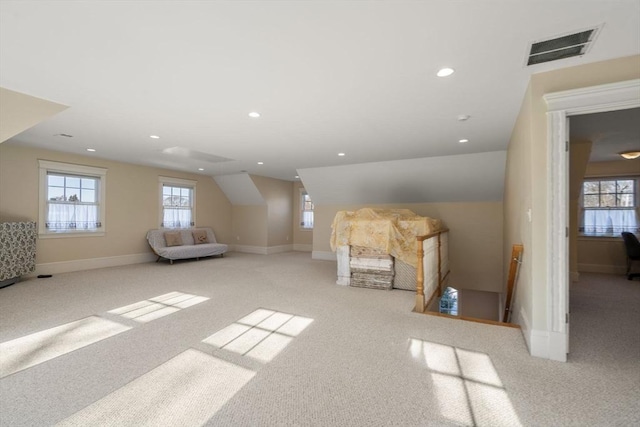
[{"xmin": 543, "ymin": 79, "xmax": 640, "ymax": 362}]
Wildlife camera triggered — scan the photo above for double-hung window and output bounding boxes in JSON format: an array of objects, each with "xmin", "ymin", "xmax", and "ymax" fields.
[
  {"xmin": 38, "ymin": 160, "xmax": 107, "ymax": 237},
  {"xmin": 300, "ymin": 189, "xmax": 314, "ymax": 229},
  {"xmin": 159, "ymin": 176, "xmax": 196, "ymax": 229},
  {"xmin": 581, "ymin": 177, "xmax": 639, "ymax": 236}
]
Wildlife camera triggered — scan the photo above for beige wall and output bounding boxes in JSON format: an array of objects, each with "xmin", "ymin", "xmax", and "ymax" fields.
[
  {"xmin": 314, "ymin": 202, "xmax": 504, "ymax": 292},
  {"xmin": 504, "ymin": 82, "xmax": 534, "ymax": 327},
  {"xmin": 584, "ymin": 159, "xmax": 640, "ymax": 177},
  {"xmin": 232, "ymin": 205, "xmax": 268, "ymax": 247},
  {"xmin": 292, "ymin": 182, "xmax": 313, "ymax": 249},
  {"xmin": 250, "ymin": 175, "xmax": 294, "ymax": 248},
  {"xmin": 504, "ymin": 54, "xmax": 640, "ymax": 332},
  {"xmin": 0, "ymin": 143, "xmax": 233, "ymax": 265}
]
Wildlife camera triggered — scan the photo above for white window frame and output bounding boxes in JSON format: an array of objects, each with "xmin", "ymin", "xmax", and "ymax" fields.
[
  {"xmin": 38, "ymin": 160, "xmax": 107, "ymax": 238},
  {"xmin": 159, "ymin": 176, "xmax": 196, "ymax": 229},
  {"xmin": 299, "ymin": 189, "xmax": 314, "ymax": 230}
]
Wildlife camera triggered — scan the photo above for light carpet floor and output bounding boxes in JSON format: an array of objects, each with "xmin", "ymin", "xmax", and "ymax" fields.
[{"xmin": 0, "ymin": 252, "xmax": 638, "ymax": 426}]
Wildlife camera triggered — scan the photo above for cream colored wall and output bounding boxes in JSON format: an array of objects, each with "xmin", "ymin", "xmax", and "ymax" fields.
[
  {"xmin": 577, "ymin": 238, "xmax": 627, "ymax": 274},
  {"xmin": 250, "ymin": 175, "xmax": 293, "ymax": 247},
  {"xmin": 569, "ymin": 140, "xmax": 593, "ymax": 279},
  {"xmin": 584, "ymin": 159, "xmax": 640, "ymax": 177},
  {"xmin": 314, "ymin": 202, "xmax": 504, "ymax": 292},
  {"xmin": 231, "ymin": 205, "xmax": 268, "ymax": 247},
  {"xmin": 0, "ymin": 143, "xmax": 232, "ymax": 264},
  {"xmin": 292, "ymin": 182, "xmax": 313, "ymax": 249},
  {"xmin": 504, "ymin": 83, "xmax": 534, "ymax": 327},
  {"xmin": 504, "ymin": 54, "xmax": 640, "ymax": 332}
]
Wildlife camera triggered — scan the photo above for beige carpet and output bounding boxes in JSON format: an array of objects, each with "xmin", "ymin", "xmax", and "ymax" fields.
[{"xmin": 0, "ymin": 252, "xmax": 638, "ymax": 426}]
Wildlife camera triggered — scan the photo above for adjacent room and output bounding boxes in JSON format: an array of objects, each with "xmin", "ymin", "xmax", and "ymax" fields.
[{"xmin": 1, "ymin": 1, "xmax": 639, "ymax": 426}]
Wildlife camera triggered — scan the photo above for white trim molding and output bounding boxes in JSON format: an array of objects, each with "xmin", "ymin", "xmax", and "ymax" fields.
[
  {"xmin": 293, "ymin": 244, "xmax": 313, "ymax": 252},
  {"xmin": 34, "ymin": 252, "xmax": 156, "ymax": 276},
  {"xmin": 542, "ymin": 78, "xmax": 640, "ymax": 362},
  {"xmin": 38, "ymin": 160, "xmax": 108, "ymax": 238},
  {"xmin": 266, "ymin": 244, "xmax": 293, "ymax": 255},
  {"xmin": 233, "ymin": 245, "xmax": 268, "ymax": 255}
]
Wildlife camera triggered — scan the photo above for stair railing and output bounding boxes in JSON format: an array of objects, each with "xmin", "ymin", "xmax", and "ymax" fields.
[{"xmin": 415, "ymin": 229, "xmax": 449, "ymax": 313}]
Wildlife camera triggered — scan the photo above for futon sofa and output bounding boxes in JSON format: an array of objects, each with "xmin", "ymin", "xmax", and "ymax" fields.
[{"xmin": 146, "ymin": 228, "xmax": 228, "ymax": 264}]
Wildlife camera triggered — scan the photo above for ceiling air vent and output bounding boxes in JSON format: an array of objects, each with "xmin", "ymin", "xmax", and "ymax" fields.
[{"xmin": 527, "ymin": 26, "xmax": 600, "ymax": 66}]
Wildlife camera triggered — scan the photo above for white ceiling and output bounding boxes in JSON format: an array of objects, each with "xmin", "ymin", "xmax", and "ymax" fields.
[
  {"xmin": 1, "ymin": 1, "xmax": 639, "ymax": 182},
  {"xmin": 570, "ymin": 107, "xmax": 640, "ymax": 162}
]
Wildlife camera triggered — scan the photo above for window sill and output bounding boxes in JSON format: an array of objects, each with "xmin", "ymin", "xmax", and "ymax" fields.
[
  {"xmin": 39, "ymin": 231, "xmax": 105, "ymax": 239},
  {"xmin": 299, "ymin": 227, "xmax": 313, "ymax": 232}
]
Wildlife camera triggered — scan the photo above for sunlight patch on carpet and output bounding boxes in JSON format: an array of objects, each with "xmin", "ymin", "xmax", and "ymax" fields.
[
  {"xmin": 203, "ymin": 309, "xmax": 313, "ymax": 363},
  {"xmin": 0, "ymin": 316, "xmax": 131, "ymax": 378},
  {"xmin": 409, "ymin": 338, "xmax": 522, "ymax": 427},
  {"xmin": 108, "ymin": 292, "xmax": 208, "ymax": 323},
  {"xmin": 56, "ymin": 349, "xmax": 254, "ymax": 427}
]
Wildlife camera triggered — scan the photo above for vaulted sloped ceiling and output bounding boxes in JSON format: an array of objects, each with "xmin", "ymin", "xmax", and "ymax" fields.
[
  {"xmin": 298, "ymin": 151, "xmax": 507, "ymax": 205},
  {"xmin": 213, "ymin": 174, "xmax": 265, "ymax": 205},
  {"xmin": 0, "ymin": 88, "xmax": 68, "ymax": 143}
]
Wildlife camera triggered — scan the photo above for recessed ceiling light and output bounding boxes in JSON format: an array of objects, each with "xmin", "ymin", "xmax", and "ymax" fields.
[
  {"xmin": 198, "ymin": 168, "xmax": 204, "ymax": 171},
  {"xmin": 150, "ymin": 135, "xmax": 160, "ymax": 139},
  {"xmin": 86, "ymin": 148, "xmax": 96, "ymax": 152},
  {"xmin": 249, "ymin": 112, "xmax": 260, "ymax": 118},
  {"xmin": 620, "ymin": 151, "xmax": 640, "ymax": 160},
  {"xmin": 294, "ymin": 175, "xmax": 300, "ymax": 179},
  {"xmin": 257, "ymin": 161, "xmax": 264, "ymax": 165},
  {"xmin": 437, "ymin": 67, "xmax": 455, "ymax": 77},
  {"xmin": 457, "ymin": 114, "xmax": 471, "ymax": 121},
  {"xmin": 459, "ymin": 139, "xmax": 469, "ymax": 143},
  {"xmin": 338, "ymin": 152, "xmax": 346, "ymax": 156}
]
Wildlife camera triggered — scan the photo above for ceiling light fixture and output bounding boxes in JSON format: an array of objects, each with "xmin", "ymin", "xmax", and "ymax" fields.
[
  {"xmin": 295, "ymin": 175, "xmax": 299, "ymax": 179},
  {"xmin": 437, "ymin": 67, "xmax": 455, "ymax": 77},
  {"xmin": 249, "ymin": 112, "xmax": 260, "ymax": 118},
  {"xmin": 458, "ymin": 139, "xmax": 469, "ymax": 143},
  {"xmin": 150, "ymin": 135, "xmax": 160, "ymax": 139},
  {"xmin": 198, "ymin": 168, "xmax": 204, "ymax": 171},
  {"xmin": 620, "ymin": 151, "xmax": 640, "ymax": 160},
  {"xmin": 457, "ymin": 114, "xmax": 471, "ymax": 121},
  {"xmin": 86, "ymin": 148, "xmax": 96, "ymax": 152},
  {"xmin": 257, "ymin": 161, "xmax": 264, "ymax": 165},
  {"xmin": 338, "ymin": 152, "xmax": 346, "ymax": 156}
]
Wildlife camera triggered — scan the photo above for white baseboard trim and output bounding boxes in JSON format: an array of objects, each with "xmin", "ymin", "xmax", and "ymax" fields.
[
  {"xmin": 232, "ymin": 244, "xmax": 294, "ymax": 255},
  {"xmin": 529, "ymin": 329, "xmax": 551, "ymax": 359},
  {"xmin": 312, "ymin": 250, "xmax": 336, "ymax": 261},
  {"xmin": 570, "ymin": 271, "xmax": 580, "ymax": 282},
  {"xmin": 293, "ymin": 244, "xmax": 313, "ymax": 252},
  {"xmin": 233, "ymin": 245, "xmax": 268, "ymax": 254},
  {"xmin": 548, "ymin": 330, "xmax": 568, "ymax": 362},
  {"xmin": 34, "ymin": 252, "xmax": 156, "ymax": 276},
  {"xmin": 266, "ymin": 244, "xmax": 293, "ymax": 255},
  {"xmin": 518, "ymin": 306, "xmax": 566, "ymax": 361},
  {"xmin": 578, "ymin": 263, "xmax": 626, "ymax": 275},
  {"xmin": 518, "ymin": 306, "xmax": 531, "ymax": 351}
]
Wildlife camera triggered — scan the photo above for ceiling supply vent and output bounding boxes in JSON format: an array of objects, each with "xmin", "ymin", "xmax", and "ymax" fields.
[{"xmin": 526, "ymin": 26, "xmax": 601, "ymax": 66}]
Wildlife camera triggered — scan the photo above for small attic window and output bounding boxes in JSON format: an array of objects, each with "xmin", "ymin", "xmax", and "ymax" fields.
[{"xmin": 527, "ymin": 27, "xmax": 599, "ymax": 66}]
